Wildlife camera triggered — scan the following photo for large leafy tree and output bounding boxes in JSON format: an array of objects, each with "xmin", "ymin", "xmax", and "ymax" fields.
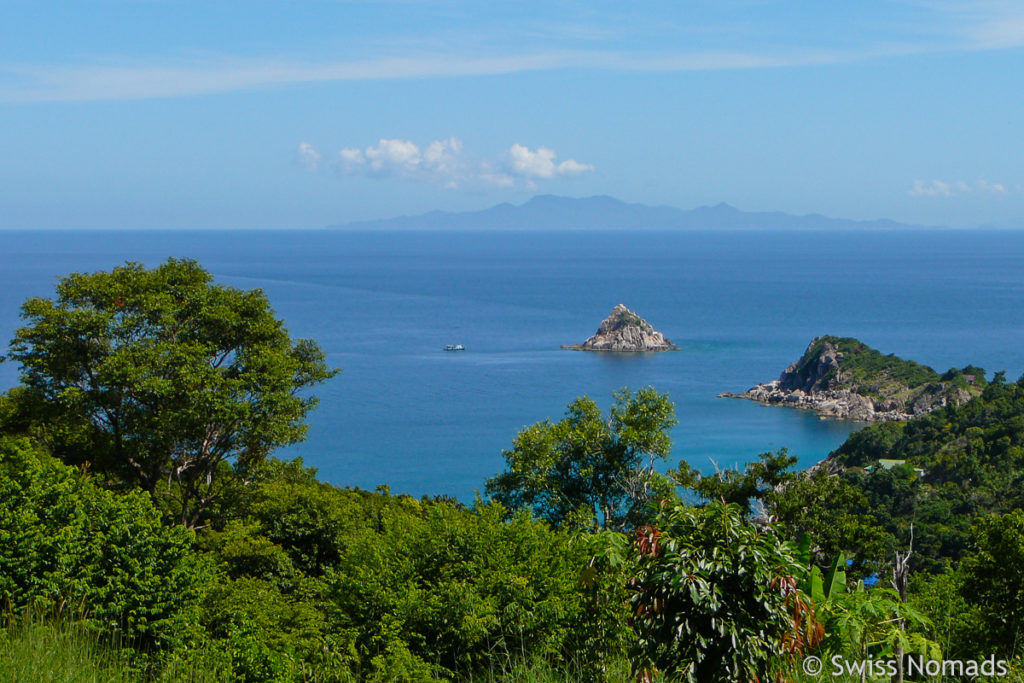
[
  {"xmin": 5, "ymin": 258, "xmax": 337, "ymax": 527},
  {"xmin": 628, "ymin": 501, "xmax": 814, "ymax": 682},
  {"xmin": 486, "ymin": 388, "xmax": 677, "ymax": 531}
]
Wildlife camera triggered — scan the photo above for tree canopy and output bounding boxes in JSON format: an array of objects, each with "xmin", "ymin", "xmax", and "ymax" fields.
[
  {"xmin": 485, "ymin": 388, "xmax": 677, "ymax": 531},
  {"xmin": 4, "ymin": 258, "xmax": 337, "ymax": 527}
]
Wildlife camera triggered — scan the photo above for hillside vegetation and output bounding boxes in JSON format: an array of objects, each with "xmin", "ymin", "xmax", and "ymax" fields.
[
  {"xmin": 794, "ymin": 336, "xmax": 941, "ymax": 391},
  {"xmin": 3, "ymin": 260, "xmax": 1024, "ymax": 681},
  {"xmin": 823, "ymin": 373, "xmax": 1024, "ymax": 570}
]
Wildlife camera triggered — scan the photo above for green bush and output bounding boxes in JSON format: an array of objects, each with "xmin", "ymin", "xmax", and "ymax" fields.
[
  {"xmin": 0, "ymin": 437, "xmax": 209, "ymax": 658},
  {"xmin": 628, "ymin": 501, "xmax": 808, "ymax": 682},
  {"xmin": 193, "ymin": 461, "xmax": 613, "ymax": 680},
  {"xmin": 202, "ymin": 575, "xmax": 355, "ymax": 681},
  {"xmin": 237, "ymin": 458, "xmax": 373, "ymax": 577},
  {"xmin": 327, "ymin": 499, "xmax": 592, "ymax": 679}
]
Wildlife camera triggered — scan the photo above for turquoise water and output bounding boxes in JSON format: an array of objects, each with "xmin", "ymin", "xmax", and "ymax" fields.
[{"xmin": 3, "ymin": 229, "xmax": 1024, "ymax": 500}]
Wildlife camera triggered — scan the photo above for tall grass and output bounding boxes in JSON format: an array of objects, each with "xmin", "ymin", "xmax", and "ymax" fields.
[
  {"xmin": 1, "ymin": 608, "xmax": 632, "ymax": 683},
  {"xmin": 465, "ymin": 655, "xmax": 643, "ymax": 683},
  {"xmin": 0, "ymin": 606, "xmax": 233, "ymax": 683},
  {"xmin": 0, "ymin": 608, "xmax": 133, "ymax": 683}
]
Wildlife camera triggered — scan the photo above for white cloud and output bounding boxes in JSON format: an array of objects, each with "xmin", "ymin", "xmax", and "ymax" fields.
[
  {"xmin": 552, "ymin": 158, "xmax": 594, "ymax": 176},
  {"xmin": 337, "ymin": 147, "xmax": 366, "ymax": 173},
  {"xmin": 6, "ymin": 2, "xmax": 1024, "ymax": 103},
  {"xmin": 364, "ymin": 138, "xmax": 422, "ymax": 174},
  {"xmin": 908, "ymin": 178, "xmax": 1015, "ymax": 197},
  {"xmin": 908, "ymin": 179, "xmax": 952, "ymax": 197},
  {"xmin": 934, "ymin": 1, "xmax": 1024, "ymax": 49},
  {"xmin": 975, "ymin": 179, "xmax": 1007, "ymax": 194},
  {"xmin": 478, "ymin": 171, "xmax": 517, "ymax": 188},
  {"xmin": 503, "ymin": 144, "xmax": 594, "ymax": 182},
  {"xmin": 331, "ymin": 137, "xmax": 592, "ymax": 189},
  {"xmin": 967, "ymin": 16, "xmax": 1024, "ymax": 48},
  {"xmin": 296, "ymin": 142, "xmax": 322, "ymax": 172},
  {"xmin": 423, "ymin": 137, "xmax": 463, "ymax": 175},
  {"xmin": 505, "ymin": 144, "xmax": 557, "ymax": 179}
]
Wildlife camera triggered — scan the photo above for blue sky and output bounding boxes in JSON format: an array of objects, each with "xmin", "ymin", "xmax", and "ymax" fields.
[{"xmin": 1, "ymin": 0, "xmax": 1022, "ymax": 229}]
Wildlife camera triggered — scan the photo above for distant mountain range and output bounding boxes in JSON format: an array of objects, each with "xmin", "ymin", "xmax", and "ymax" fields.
[{"xmin": 329, "ymin": 195, "xmax": 930, "ymax": 230}]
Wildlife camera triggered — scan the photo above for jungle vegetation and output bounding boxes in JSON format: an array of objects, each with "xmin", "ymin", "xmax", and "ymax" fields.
[{"xmin": 1, "ymin": 260, "xmax": 1023, "ymax": 681}]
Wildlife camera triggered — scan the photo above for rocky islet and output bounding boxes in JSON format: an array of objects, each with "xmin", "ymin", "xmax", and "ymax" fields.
[{"xmin": 563, "ymin": 304, "xmax": 678, "ymax": 352}]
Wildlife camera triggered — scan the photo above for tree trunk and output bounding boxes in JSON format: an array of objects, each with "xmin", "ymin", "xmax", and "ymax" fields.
[{"xmin": 891, "ymin": 524, "xmax": 913, "ymax": 683}]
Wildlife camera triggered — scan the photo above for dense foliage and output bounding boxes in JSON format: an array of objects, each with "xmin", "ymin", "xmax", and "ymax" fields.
[
  {"xmin": 0, "ymin": 437, "xmax": 208, "ymax": 658},
  {"xmin": 486, "ymin": 388, "xmax": 677, "ymax": 531},
  {"xmin": 672, "ymin": 447, "xmax": 797, "ymax": 515},
  {"xmin": 5, "ymin": 260, "xmax": 1024, "ymax": 681},
  {"xmin": 628, "ymin": 501, "xmax": 808, "ymax": 682},
  {"xmin": 4, "ymin": 258, "xmax": 337, "ymax": 527},
  {"xmin": 960, "ymin": 510, "xmax": 1024, "ymax": 658},
  {"xmin": 798, "ymin": 374, "xmax": 1024, "ymax": 572}
]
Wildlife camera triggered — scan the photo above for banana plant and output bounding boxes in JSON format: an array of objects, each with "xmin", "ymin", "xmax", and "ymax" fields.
[
  {"xmin": 795, "ymin": 534, "xmax": 941, "ymax": 678},
  {"xmin": 795, "ymin": 532, "xmax": 847, "ymax": 604}
]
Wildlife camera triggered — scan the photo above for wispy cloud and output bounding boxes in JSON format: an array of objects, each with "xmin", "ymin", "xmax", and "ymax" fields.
[
  {"xmin": 927, "ymin": 0, "xmax": 1024, "ymax": 49},
  {"xmin": 3, "ymin": 2, "xmax": 1024, "ymax": 103},
  {"xmin": 296, "ymin": 142, "xmax": 322, "ymax": 172},
  {"xmin": 0, "ymin": 45, "xmax": 928, "ymax": 103},
  {"xmin": 305, "ymin": 137, "xmax": 592, "ymax": 189},
  {"xmin": 0, "ymin": 54, "xmax": 565, "ymax": 103},
  {"xmin": 908, "ymin": 178, "xmax": 1018, "ymax": 197},
  {"xmin": 965, "ymin": 15, "xmax": 1024, "ymax": 48}
]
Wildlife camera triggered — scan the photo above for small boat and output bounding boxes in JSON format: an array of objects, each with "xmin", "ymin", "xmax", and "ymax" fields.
[{"xmin": 444, "ymin": 344, "xmax": 466, "ymax": 352}]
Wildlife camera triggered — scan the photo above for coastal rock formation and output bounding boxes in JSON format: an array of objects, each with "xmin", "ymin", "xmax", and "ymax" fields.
[
  {"xmin": 563, "ymin": 304, "xmax": 678, "ymax": 352},
  {"xmin": 720, "ymin": 336, "xmax": 982, "ymax": 421}
]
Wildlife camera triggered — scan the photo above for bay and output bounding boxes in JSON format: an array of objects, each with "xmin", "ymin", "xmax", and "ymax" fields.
[{"xmin": 2, "ymin": 228, "xmax": 1023, "ymax": 500}]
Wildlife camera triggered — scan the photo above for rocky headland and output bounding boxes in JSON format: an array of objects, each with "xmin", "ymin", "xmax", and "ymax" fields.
[
  {"xmin": 720, "ymin": 336, "xmax": 984, "ymax": 421},
  {"xmin": 563, "ymin": 304, "xmax": 678, "ymax": 352}
]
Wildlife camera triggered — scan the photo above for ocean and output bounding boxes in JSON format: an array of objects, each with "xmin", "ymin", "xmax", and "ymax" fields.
[{"xmin": 2, "ymin": 228, "xmax": 1023, "ymax": 500}]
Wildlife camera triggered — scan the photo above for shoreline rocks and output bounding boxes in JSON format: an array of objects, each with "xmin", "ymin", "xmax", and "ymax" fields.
[
  {"xmin": 719, "ymin": 336, "xmax": 980, "ymax": 422},
  {"xmin": 719, "ymin": 380, "xmax": 910, "ymax": 421},
  {"xmin": 563, "ymin": 304, "xmax": 678, "ymax": 352}
]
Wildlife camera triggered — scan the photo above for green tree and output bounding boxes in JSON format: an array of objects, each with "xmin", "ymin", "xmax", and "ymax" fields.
[
  {"xmin": 909, "ymin": 568, "xmax": 975, "ymax": 662},
  {"xmin": 674, "ymin": 448, "xmax": 797, "ymax": 515},
  {"xmin": 961, "ymin": 510, "xmax": 1024, "ymax": 658},
  {"xmin": 4, "ymin": 259, "xmax": 337, "ymax": 528},
  {"xmin": 829, "ymin": 420, "xmax": 906, "ymax": 468},
  {"xmin": 767, "ymin": 469, "xmax": 890, "ymax": 573},
  {"xmin": 628, "ymin": 501, "xmax": 813, "ymax": 682},
  {"xmin": 486, "ymin": 388, "xmax": 677, "ymax": 531}
]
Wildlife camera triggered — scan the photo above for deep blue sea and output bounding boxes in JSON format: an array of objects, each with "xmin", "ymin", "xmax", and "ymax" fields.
[{"xmin": 3, "ymin": 229, "xmax": 1024, "ymax": 500}]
